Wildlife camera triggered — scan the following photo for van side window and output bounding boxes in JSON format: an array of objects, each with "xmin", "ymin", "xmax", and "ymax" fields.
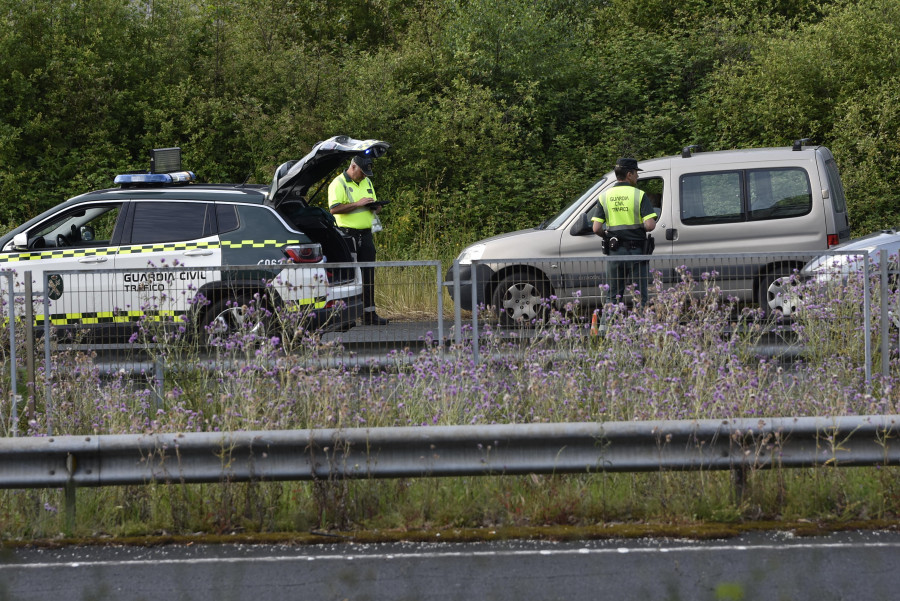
[
  {"xmin": 680, "ymin": 168, "xmax": 812, "ymax": 225},
  {"xmin": 748, "ymin": 168, "xmax": 812, "ymax": 220},
  {"xmin": 680, "ymin": 171, "xmax": 742, "ymax": 224},
  {"xmin": 636, "ymin": 177, "xmax": 664, "ymax": 217}
]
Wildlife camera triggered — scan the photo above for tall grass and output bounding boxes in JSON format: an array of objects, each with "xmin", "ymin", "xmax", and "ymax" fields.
[{"xmin": 2, "ymin": 261, "xmax": 900, "ymax": 539}]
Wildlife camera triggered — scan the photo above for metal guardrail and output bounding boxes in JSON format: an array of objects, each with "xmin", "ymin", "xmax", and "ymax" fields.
[{"xmin": 2, "ymin": 416, "xmax": 898, "ymax": 490}]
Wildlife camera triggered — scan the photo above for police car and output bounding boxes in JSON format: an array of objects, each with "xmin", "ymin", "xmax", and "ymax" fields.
[{"xmin": 0, "ymin": 136, "xmax": 389, "ymax": 342}]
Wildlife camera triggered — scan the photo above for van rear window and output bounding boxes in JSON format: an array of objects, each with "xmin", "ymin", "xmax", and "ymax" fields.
[
  {"xmin": 824, "ymin": 158, "xmax": 848, "ymax": 213},
  {"xmin": 680, "ymin": 167, "xmax": 812, "ymax": 225}
]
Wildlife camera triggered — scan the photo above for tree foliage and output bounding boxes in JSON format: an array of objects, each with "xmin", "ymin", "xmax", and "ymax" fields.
[{"xmin": 1, "ymin": 0, "xmax": 898, "ymax": 253}]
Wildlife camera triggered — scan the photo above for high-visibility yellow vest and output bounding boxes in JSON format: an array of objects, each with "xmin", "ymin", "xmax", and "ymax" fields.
[
  {"xmin": 328, "ymin": 173, "xmax": 378, "ymax": 229},
  {"xmin": 592, "ymin": 184, "xmax": 654, "ymax": 232}
]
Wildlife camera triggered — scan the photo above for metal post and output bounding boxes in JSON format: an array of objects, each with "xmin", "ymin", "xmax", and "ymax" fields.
[
  {"xmin": 44, "ymin": 281, "xmax": 53, "ymax": 436},
  {"xmin": 863, "ymin": 258, "xmax": 872, "ymax": 388},
  {"xmin": 24, "ymin": 273, "xmax": 35, "ymax": 424},
  {"xmin": 436, "ymin": 263, "xmax": 444, "ymax": 358},
  {"xmin": 154, "ymin": 358, "xmax": 165, "ymax": 412},
  {"xmin": 471, "ymin": 261, "xmax": 480, "ymax": 365},
  {"xmin": 881, "ymin": 249, "xmax": 890, "ymax": 378},
  {"xmin": 7, "ymin": 274, "xmax": 18, "ymax": 437},
  {"xmin": 65, "ymin": 452, "xmax": 76, "ymax": 535},
  {"xmin": 452, "ymin": 260, "xmax": 462, "ymax": 345}
]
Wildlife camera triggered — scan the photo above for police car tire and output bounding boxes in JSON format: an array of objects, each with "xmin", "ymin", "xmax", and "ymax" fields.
[
  {"xmin": 200, "ymin": 291, "xmax": 271, "ymax": 344},
  {"xmin": 492, "ymin": 272, "xmax": 551, "ymax": 327}
]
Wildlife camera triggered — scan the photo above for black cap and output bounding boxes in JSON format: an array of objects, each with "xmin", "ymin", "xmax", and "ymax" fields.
[
  {"xmin": 615, "ymin": 157, "xmax": 642, "ymax": 172},
  {"xmin": 352, "ymin": 155, "xmax": 374, "ymax": 177}
]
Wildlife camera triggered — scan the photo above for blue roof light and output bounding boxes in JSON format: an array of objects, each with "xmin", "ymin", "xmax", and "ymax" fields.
[{"xmin": 114, "ymin": 171, "xmax": 196, "ymax": 186}]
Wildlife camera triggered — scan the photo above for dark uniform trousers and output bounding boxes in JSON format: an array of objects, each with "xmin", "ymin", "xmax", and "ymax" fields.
[
  {"xmin": 607, "ymin": 238, "xmax": 650, "ymax": 307},
  {"xmin": 341, "ymin": 227, "xmax": 377, "ymax": 313}
]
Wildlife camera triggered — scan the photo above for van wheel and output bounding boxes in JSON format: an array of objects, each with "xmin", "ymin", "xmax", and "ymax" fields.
[
  {"xmin": 493, "ymin": 272, "xmax": 551, "ymax": 326},
  {"xmin": 760, "ymin": 269, "xmax": 803, "ymax": 318},
  {"xmin": 200, "ymin": 292, "xmax": 271, "ymax": 345}
]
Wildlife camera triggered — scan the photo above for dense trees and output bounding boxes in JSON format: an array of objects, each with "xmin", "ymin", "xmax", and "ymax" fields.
[{"xmin": 1, "ymin": 0, "xmax": 897, "ymax": 258}]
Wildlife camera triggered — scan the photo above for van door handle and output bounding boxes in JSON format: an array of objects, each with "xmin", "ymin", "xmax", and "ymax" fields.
[
  {"xmin": 78, "ymin": 256, "xmax": 108, "ymax": 264},
  {"xmin": 666, "ymin": 228, "xmax": 677, "ymax": 241},
  {"xmin": 183, "ymin": 249, "xmax": 214, "ymax": 256}
]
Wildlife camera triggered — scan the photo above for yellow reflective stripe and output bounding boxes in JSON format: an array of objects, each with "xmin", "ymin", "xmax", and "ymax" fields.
[
  {"xmin": 0, "ymin": 239, "xmax": 309, "ymax": 263},
  {"xmin": 0, "ymin": 247, "xmax": 118, "ymax": 263},
  {"xmin": 117, "ymin": 241, "xmax": 221, "ymax": 255},
  {"xmin": 282, "ymin": 296, "xmax": 328, "ymax": 311},
  {"xmin": 33, "ymin": 310, "xmax": 187, "ymax": 326},
  {"xmin": 221, "ymin": 240, "xmax": 301, "ymax": 249}
]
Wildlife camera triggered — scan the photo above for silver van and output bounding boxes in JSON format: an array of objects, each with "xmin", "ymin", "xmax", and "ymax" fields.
[{"xmin": 450, "ymin": 142, "xmax": 851, "ymax": 323}]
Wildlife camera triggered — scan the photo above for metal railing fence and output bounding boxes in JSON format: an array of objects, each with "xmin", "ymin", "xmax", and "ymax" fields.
[
  {"xmin": 2, "ymin": 250, "xmax": 899, "ymax": 437},
  {"xmin": 2, "ymin": 415, "xmax": 899, "ymax": 527}
]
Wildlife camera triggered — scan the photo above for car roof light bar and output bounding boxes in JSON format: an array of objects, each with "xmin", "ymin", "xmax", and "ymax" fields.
[{"xmin": 114, "ymin": 171, "xmax": 196, "ymax": 186}]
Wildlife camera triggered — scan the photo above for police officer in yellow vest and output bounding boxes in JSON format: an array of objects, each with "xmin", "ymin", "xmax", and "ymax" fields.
[
  {"xmin": 329, "ymin": 155, "xmax": 388, "ymax": 325},
  {"xmin": 592, "ymin": 158, "xmax": 657, "ymax": 307}
]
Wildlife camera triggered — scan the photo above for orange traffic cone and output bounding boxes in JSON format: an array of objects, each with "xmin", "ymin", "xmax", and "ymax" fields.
[{"xmin": 590, "ymin": 312, "xmax": 598, "ymax": 336}]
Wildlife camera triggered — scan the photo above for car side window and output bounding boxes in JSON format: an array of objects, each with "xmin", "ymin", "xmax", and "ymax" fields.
[
  {"xmin": 130, "ymin": 201, "xmax": 211, "ymax": 244},
  {"xmin": 30, "ymin": 203, "xmax": 124, "ymax": 249},
  {"xmin": 216, "ymin": 204, "xmax": 240, "ymax": 233}
]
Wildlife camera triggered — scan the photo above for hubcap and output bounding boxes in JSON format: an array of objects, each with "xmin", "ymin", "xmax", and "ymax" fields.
[
  {"xmin": 502, "ymin": 283, "xmax": 541, "ymax": 321},
  {"xmin": 767, "ymin": 276, "xmax": 803, "ymax": 316}
]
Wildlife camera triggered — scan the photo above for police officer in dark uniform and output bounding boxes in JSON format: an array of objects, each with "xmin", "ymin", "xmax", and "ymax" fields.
[{"xmin": 592, "ymin": 157, "xmax": 657, "ymax": 307}]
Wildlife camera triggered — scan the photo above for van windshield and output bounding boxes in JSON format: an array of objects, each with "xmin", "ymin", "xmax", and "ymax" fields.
[{"xmin": 541, "ymin": 178, "xmax": 606, "ymax": 230}]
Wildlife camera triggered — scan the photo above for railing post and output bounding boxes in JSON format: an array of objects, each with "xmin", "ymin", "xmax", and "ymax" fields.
[
  {"xmin": 154, "ymin": 358, "xmax": 165, "ymax": 412},
  {"xmin": 65, "ymin": 453, "xmax": 77, "ymax": 535},
  {"xmin": 24, "ymin": 272, "xmax": 35, "ymax": 425},
  {"xmin": 44, "ymin": 276, "xmax": 53, "ymax": 436},
  {"xmin": 452, "ymin": 259, "xmax": 462, "ymax": 346},
  {"xmin": 471, "ymin": 260, "xmax": 480, "ymax": 365},
  {"xmin": 864, "ymin": 258, "xmax": 872, "ymax": 389},
  {"xmin": 880, "ymin": 249, "xmax": 890, "ymax": 379},
  {"xmin": 7, "ymin": 274, "xmax": 18, "ymax": 437},
  {"xmin": 436, "ymin": 262, "xmax": 444, "ymax": 358}
]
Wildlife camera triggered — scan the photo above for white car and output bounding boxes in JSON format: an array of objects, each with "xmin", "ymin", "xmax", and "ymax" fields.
[
  {"xmin": 766, "ymin": 229, "xmax": 900, "ymax": 318},
  {"xmin": 0, "ymin": 136, "xmax": 389, "ymax": 341}
]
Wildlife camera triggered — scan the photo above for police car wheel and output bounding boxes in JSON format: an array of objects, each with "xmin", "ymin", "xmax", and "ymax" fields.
[
  {"xmin": 201, "ymin": 292, "xmax": 271, "ymax": 345},
  {"xmin": 493, "ymin": 272, "xmax": 551, "ymax": 327}
]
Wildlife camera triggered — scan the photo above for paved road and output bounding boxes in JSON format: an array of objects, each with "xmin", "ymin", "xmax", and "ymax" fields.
[{"xmin": 2, "ymin": 531, "xmax": 899, "ymax": 600}]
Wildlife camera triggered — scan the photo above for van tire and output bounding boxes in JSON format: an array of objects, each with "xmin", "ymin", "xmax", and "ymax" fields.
[
  {"xmin": 759, "ymin": 267, "xmax": 803, "ymax": 318},
  {"xmin": 492, "ymin": 272, "xmax": 551, "ymax": 326}
]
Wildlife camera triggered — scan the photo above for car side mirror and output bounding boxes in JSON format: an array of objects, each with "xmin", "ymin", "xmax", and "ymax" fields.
[
  {"xmin": 12, "ymin": 232, "xmax": 28, "ymax": 250},
  {"xmin": 569, "ymin": 214, "xmax": 594, "ymax": 237}
]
